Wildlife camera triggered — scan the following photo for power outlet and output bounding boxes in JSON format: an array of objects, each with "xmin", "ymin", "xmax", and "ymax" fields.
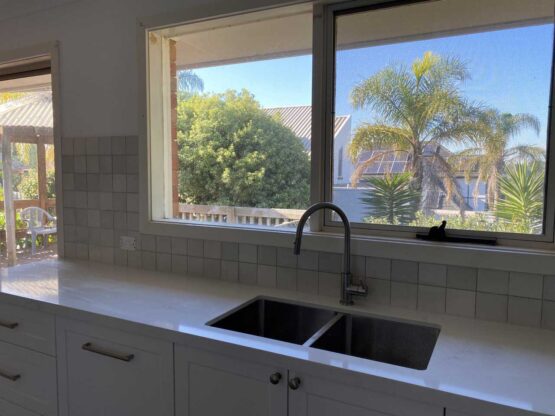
[{"xmin": 120, "ymin": 236, "xmax": 137, "ymax": 251}]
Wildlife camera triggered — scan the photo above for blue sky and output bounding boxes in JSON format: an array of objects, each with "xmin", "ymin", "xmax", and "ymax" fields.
[{"xmin": 192, "ymin": 24, "xmax": 554, "ymax": 148}]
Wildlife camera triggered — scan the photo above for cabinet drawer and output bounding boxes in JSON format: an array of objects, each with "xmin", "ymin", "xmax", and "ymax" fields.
[
  {"xmin": 0, "ymin": 303, "xmax": 55, "ymax": 356},
  {"xmin": 0, "ymin": 340, "xmax": 57, "ymax": 416},
  {"xmin": 57, "ymin": 318, "xmax": 173, "ymax": 416}
]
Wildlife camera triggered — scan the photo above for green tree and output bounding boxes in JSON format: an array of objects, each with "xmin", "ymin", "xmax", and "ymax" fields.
[
  {"xmin": 177, "ymin": 90, "xmax": 310, "ymax": 208},
  {"xmin": 361, "ymin": 173, "xmax": 419, "ymax": 224},
  {"xmin": 495, "ymin": 161, "xmax": 544, "ymax": 234},
  {"xmin": 17, "ymin": 169, "xmax": 55, "ymax": 200},
  {"xmin": 348, "ymin": 52, "xmax": 479, "ymax": 214},
  {"xmin": 452, "ymin": 109, "xmax": 543, "ymax": 209}
]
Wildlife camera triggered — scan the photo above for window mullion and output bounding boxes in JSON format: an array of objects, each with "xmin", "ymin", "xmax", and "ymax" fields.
[{"xmin": 310, "ymin": 3, "xmax": 334, "ymax": 232}]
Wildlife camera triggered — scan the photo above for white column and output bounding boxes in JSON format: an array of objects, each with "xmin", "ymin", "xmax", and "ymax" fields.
[{"xmin": 1, "ymin": 128, "xmax": 17, "ymax": 266}]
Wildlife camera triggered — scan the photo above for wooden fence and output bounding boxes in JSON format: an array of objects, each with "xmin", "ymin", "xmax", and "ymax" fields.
[{"xmin": 178, "ymin": 204, "xmax": 305, "ymax": 227}]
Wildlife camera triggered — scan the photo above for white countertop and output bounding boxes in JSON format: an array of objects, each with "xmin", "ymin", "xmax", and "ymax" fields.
[{"xmin": 1, "ymin": 259, "xmax": 554, "ymax": 415}]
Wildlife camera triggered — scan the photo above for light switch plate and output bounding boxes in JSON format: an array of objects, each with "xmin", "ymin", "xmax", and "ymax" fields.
[{"xmin": 120, "ymin": 236, "xmax": 137, "ymax": 251}]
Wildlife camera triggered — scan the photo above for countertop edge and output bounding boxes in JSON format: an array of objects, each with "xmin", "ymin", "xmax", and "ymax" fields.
[{"xmin": 0, "ymin": 288, "xmax": 546, "ymax": 416}]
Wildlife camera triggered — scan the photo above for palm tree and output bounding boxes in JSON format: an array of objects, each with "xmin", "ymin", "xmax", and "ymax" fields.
[
  {"xmin": 348, "ymin": 52, "xmax": 478, "ymax": 214},
  {"xmin": 178, "ymin": 70, "xmax": 204, "ymax": 94},
  {"xmin": 361, "ymin": 173, "xmax": 419, "ymax": 224},
  {"xmin": 495, "ymin": 161, "xmax": 544, "ymax": 234},
  {"xmin": 452, "ymin": 109, "xmax": 543, "ymax": 209}
]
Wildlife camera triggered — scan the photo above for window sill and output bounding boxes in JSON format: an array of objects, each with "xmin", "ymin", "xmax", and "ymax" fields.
[{"xmin": 141, "ymin": 218, "xmax": 555, "ymax": 275}]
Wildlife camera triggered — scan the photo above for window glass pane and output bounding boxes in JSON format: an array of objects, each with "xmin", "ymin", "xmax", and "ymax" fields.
[
  {"xmin": 167, "ymin": 5, "xmax": 312, "ymax": 229},
  {"xmin": 332, "ymin": 0, "xmax": 555, "ymax": 235}
]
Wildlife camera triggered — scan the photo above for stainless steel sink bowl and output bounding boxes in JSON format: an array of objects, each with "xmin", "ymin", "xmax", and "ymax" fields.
[
  {"xmin": 208, "ymin": 297, "xmax": 440, "ymax": 370},
  {"xmin": 310, "ymin": 314, "xmax": 440, "ymax": 370},
  {"xmin": 209, "ymin": 298, "xmax": 337, "ymax": 345}
]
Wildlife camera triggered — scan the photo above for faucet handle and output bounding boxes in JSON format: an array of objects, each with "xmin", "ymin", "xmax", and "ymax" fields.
[
  {"xmin": 359, "ymin": 278, "xmax": 368, "ymax": 292},
  {"xmin": 352, "ymin": 278, "xmax": 368, "ymax": 296},
  {"xmin": 345, "ymin": 276, "xmax": 368, "ymax": 297}
]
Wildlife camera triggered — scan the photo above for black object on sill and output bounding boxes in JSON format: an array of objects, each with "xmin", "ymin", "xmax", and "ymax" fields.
[{"xmin": 416, "ymin": 220, "xmax": 497, "ymax": 246}]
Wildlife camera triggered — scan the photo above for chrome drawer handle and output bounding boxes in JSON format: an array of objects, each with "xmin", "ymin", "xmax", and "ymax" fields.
[
  {"xmin": 82, "ymin": 342, "xmax": 135, "ymax": 362},
  {"xmin": 0, "ymin": 320, "xmax": 18, "ymax": 330},
  {"xmin": 0, "ymin": 369, "xmax": 20, "ymax": 382}
]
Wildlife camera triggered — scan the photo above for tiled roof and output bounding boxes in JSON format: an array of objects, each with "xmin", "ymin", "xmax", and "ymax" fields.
[
  {"xmin": 264, "ymin": 105, "xmax": 350, "ymax": 150},
  {"xmin": 0, "ymin": 93, "xmax": 53, "ymax": 129}
]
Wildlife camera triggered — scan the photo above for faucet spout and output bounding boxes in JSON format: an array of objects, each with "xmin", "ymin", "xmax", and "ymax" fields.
[
  {"xmin": 293, "ymin": 237, "xmax": 301, "ymax": 256},
  {"xmin": 293, "ymin": 202, "xmax": 367, "ymax": 305}
]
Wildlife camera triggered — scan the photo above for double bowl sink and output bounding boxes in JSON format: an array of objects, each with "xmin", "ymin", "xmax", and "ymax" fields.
[{"xmin": 208, "ymin": 297, "xmax": 440, "ymax": 370}]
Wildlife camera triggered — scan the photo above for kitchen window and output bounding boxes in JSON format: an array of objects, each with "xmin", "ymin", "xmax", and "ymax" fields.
[
  {"xmin": 147, "ymin": 4, "xmax": 313, "ymax": 230},
  {"xmin": 326, "ymin": 0, "xmax": 555, "ymax": 247},
  {"xmin": 145, "ymin": 0, "xmax": 555, "ymax": 249}
]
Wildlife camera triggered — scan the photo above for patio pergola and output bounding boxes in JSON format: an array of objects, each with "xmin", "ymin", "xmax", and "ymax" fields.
[{"xmin": 0, "ymin": 93, "xmax": 54, "ymax": 265}]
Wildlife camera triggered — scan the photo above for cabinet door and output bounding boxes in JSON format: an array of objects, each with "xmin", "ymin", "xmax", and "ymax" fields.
[
  {"xmin": 175, "ymin": 345, "xmax": 287, "ymax": 416},
  {"xmin": 288, "ymin": 371, "xmax": 443, "ymax": 416},
  {"xmin": 0, "ymin": 395, "xmax": 41, "ymax": 416},
  {"xmin": 56, "ymin": 318, "xmax": 173, "ymax": 416}
]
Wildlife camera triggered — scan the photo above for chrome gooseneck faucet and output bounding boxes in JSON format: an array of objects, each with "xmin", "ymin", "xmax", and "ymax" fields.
[{"xmin": 293, "ymin": 202, "xmax": 368, "ymax": 306}]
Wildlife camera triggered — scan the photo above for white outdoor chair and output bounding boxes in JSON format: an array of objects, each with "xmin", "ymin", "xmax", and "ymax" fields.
[{"xmin": 20, "ymin": 207, "xmax": 57, "ymax": 255}]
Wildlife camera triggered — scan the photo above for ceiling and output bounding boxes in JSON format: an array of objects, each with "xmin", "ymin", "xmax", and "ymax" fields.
[
  {"xmin": 336, "ymin": 0, "xmax": 555, "ymax": 50},
  {"xmin": 0, "ymin": 74, "xmax": 51, "ymax": 93},
  {"xmin": 170, "ymin": 0, "xmax": 554, "ymax": 70},
  {"xmin": 171, "ymin": 4, "xmax": 312, "ymax": 70}
]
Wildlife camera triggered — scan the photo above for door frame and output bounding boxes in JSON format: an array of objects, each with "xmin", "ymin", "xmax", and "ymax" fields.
[{"xmin": 0, "ymin": 42, "xmax": 64, "ymax": 257}]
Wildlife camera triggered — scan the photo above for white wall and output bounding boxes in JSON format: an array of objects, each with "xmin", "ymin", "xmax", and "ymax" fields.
[
  {"xmin": 0, "ymin": 0, "xmax": 300, "ymax": 138},
  {"xmin": 5, "ymin": 0, "xmax": 555, "ymax": 270}
]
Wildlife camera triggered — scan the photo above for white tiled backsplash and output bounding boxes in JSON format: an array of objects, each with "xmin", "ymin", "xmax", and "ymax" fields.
[{"xmin": 61, "ymin": 136, "xmax": 555, "ymax": 331}]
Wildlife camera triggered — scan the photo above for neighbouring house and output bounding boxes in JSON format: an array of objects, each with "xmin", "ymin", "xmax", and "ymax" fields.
[
  {"xmin": 263, "ymin": 105, "xmax": 353, "ymax": 185},
  {"xmin": 333, "ymin": 143, "xmax": 488, "ymax": 222},
  {"xmin": 354, "ymin": 144, "xmax": 487, "ymax": 213},
  {"xmin": 265, "ymin": 105, "xmax": 488, "ymax": 221}
]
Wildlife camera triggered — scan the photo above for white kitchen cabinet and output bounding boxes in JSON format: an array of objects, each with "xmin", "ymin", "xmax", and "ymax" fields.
[
  {"xmin": 175, "ymin": 345, "xmax": 443, "ymax": 416},
  {"xmin": 175, "ymin": 345, "xmax": 288, "ymax": 416},
  {"xmin": 56, "ymin": 317, "xmax": 173, "ymax": 416},
  {"xmin": 0, "ymin": 302, "xmax": 55, "ymax": 356},
  {"xmin": 288, "ymin": 371, "xmax": 443, "ymax": 416},
  {"xmin": 0, "ymin": 301, "xmax": 57, "ymax": 416},
  {"xmin": 0, "ymin": 339, "xmax": 57, "ymax": 416}
]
